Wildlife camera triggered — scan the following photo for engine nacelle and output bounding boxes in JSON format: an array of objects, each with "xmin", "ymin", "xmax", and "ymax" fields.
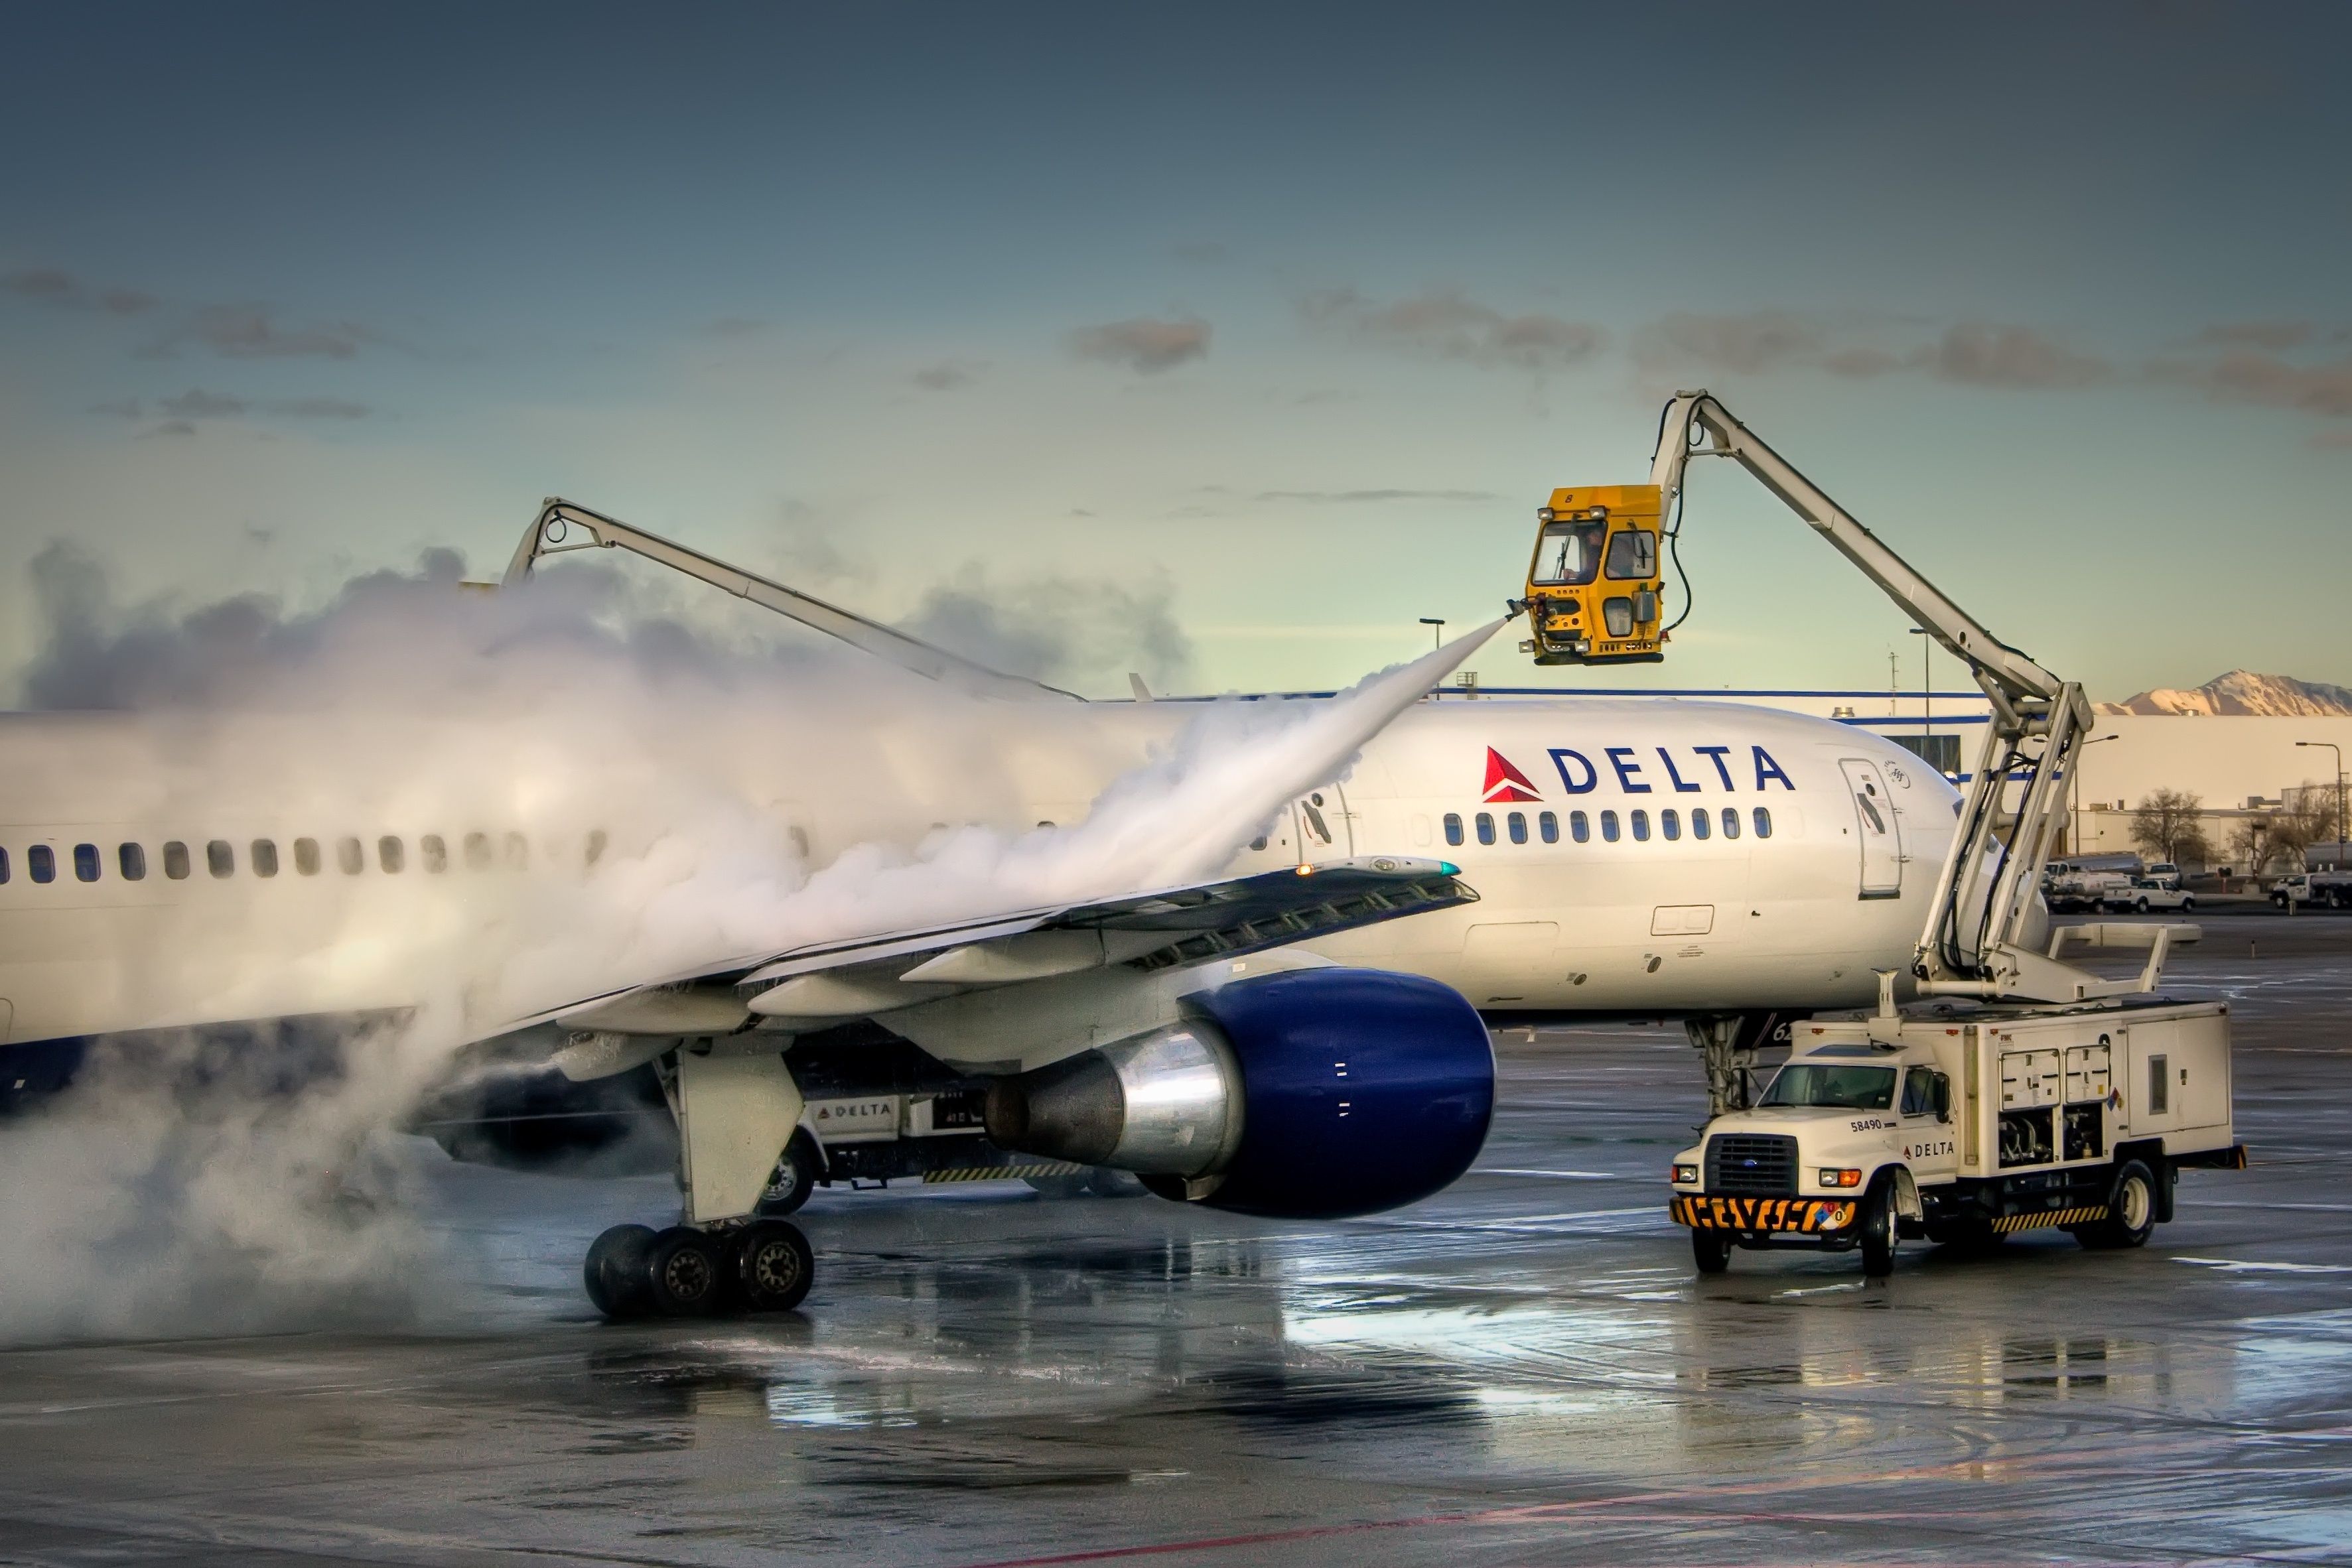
[{"xmin": 985, "ymin": 968, "xmax": 1493, "ymax": 1219}]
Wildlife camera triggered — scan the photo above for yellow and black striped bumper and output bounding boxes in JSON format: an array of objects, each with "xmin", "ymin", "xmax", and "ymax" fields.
[
  {"xmin": 923, "ymin": 1161, "xmax": 1084, "ymax": 1185},
  {"xmin": 1671, "ymin": 1195, "xmax": 1858, "ymax": 1234},
  {"xmin": 1993, "ymin": 1205, "xmax": 2110, "ymax": 1233}
]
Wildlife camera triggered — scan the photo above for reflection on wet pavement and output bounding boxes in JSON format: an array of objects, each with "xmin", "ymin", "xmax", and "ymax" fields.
[{"xmin": 2, "ymin": 915, "xmax": 2351, "ymax": 1563}]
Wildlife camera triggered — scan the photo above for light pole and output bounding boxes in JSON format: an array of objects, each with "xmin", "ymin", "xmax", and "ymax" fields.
[
  {"xmin": 2296, "ymin": 740, "xmax": 2345, "ymax": 872},
  {"xmin": 1907, "ymin": 627, "xmax": 1934, "ymax": 773},
  {"xmin": 2070, "ymin": 733, "xmax": 2118, "ymax": 858},
  {"xmin": 1418, "ymin": 617, "xmax": 1445, "ymax": 652}
]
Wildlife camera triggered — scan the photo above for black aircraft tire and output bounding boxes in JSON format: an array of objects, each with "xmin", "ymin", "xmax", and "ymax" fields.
[
  {"xmin": 734, "ymin": 1220, "xmax": 815, "ymax": 1313},
  {"xmin": 756, "ymin": 1133, "xmax": 821, "ymax": 1217},
  {"xmin": 584, "ymin": 1224, "xmax": 657, "ymax": 1321},
  {"xmin": 646, "ymin": 1226, "xmax": 728, "ymax": 1317},
  {"xmin": 1859, "ymin": 1177, "xmax": 1898, "ymax": 1277},
  {"xmin": 1692, "ymin": 1228, "xmax": 1731, "ymax": 1275},
  {"xmin": 2081, "ymin": 1159, "xmax": 2160, "ymax": 1250}
]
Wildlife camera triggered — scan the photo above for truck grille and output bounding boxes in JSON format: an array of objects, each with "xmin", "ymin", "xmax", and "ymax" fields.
[{"xmin": 1706, "ymin": 1133, "xmax": 1798, "ymax": 1197}]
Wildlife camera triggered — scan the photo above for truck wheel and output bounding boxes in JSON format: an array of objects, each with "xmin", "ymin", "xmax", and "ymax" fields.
[
  {"xmin": 1859, "ymin": 1177, "xmax": 1898, "ymax": 1277},
  {"xmin": 756, "ymin": 1132, "xmax": 821, "ymax": 1217},
  {"xmin": 2080, "ymin": 1159, "xmax": 2159, "ymax": 1250},
  {"xmin": 2182, "ymin": 896, "xmax": 2195, "ymax": 912},
  {"xmin": 2135, "ymin": 897, "xmax": 2150, "ymax": 913},
  {"xmin": 1692, "ymin": 1229, "xmax": 1730, "ymax": 1275},
  {"xmin": 2274, "ymin": 893, "xmax": 2289, "ymax": 909}
]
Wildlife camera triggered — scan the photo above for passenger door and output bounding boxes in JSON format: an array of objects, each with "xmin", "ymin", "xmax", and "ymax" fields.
[
  {"xmin": 1293, "ymin": 785, "xmax": 1351, "ymax": 862},
  {"xmin": 1898, "ymin": 1066, "xmax": 1960, "ymax": 1183},
  {"xmin": 1839, "ymin": 758, "xmax": 1903, "ymax": 899}
]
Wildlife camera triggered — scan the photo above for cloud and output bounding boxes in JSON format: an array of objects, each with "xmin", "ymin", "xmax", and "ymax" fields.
[
  {"xmin": 1633, "ymin": 311, "xmax": 1827, "ymax": 374},
  {"xmin": 2, "ymin": 267, "xmax": 155, "ymax": 315},
  {"xmin": 136, "ymin": 420, "xmax": 197, "ymax": 439},
  {"xmin": 159, "ymin": 389, "xmax": 249, "ymax": 419},
  {"xmin": 1067, "ymin": 316, "xmax": 1211, "ymax": 374},
  {"xmin": 90, "ymin": 397, "xmax": 145, "ymax": 419},
  {"xmin": 145, "ymin": 304, "xmax": 379, "ymax": 360},
  {"xmin": 2194, "ymin": 322, "xmax": 2338, "ymax": 352},
  {"xmin": 900, "ymin": 570, "xmax": 1194, "ymax": 690},
  {"xmin": 1923, "ymin": 323, "xmax": 2113, "ymax": 389},
  {"xmin": 2155, "ymin": 348, "xmax": 2352, "ymax": 421},
  {"xmin": 1170, "ymin": 241, "xmax": 1228, "ymax": 264},
  {"xmin": 703, "ymin": 316, "xmax": 766, "ymax": 339},
  {"xmin": 1822, "ymin": 346, "xmax": 1905, "ymax": 378},
  {"xmin": 1301, "ymin": 287, "xmax": 1606, "ymax": 373},
  {"xmin": 771, "ymin": 500, "xmax": 872, "ymax": 585},
  {"xmin": 275, "ymin": 396, "xmax": 370, "ymax": 420},
  {"xmin": 1255, "ymin": 488, "xmax": 1496, "ymax": 505},
  {"xmin": 912, "ymin": 358, "xmax": 985, "ymax": 392}
]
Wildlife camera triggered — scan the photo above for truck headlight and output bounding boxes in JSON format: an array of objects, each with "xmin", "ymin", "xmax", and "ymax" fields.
[
  {"xmin": 1671, "ymin": 1163, "xmax": 1700, "ymax": 1185},
  {"xmin": 1819, "ymin": 1167, "xmax": 1864, "ymax": 1188}
]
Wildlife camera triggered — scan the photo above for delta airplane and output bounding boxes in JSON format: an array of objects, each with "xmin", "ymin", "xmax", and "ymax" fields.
[{"xmin": 0, "ymin": 518, "xmax": 1963, "ymax": 1318}]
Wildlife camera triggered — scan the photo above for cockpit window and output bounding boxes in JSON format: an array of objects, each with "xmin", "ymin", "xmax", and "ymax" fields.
[
  {"xmin": 1531, "ymin": 519, "xmax": 1605, "ymax": 586},
  {"xmin": 1760, "ymin": 1064, "xmax": 1898, "ymax": 1111}
]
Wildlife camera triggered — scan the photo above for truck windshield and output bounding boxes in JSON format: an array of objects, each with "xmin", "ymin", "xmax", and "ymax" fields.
[
  {"xmin": 1532, "ymin": 520, "xmax": 1605, "ymax": 586},
  {"xmin": 1759, "ymin": 1065, "xmax": 1898, "ymax": 1110}
]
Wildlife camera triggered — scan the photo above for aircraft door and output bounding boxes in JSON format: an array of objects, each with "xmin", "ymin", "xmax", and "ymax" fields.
[
  {"xmin": 1839, "ymin": 758, "xmax": 1902, "ymax": 899},
  {"xmin": 1294, "ymin": 787, "xmax": 1351, "ymax": 862}
]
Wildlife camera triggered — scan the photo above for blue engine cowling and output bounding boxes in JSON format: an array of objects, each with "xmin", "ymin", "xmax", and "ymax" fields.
[{"xmin": 983, "ymin": 967, "xmax": 1493, "ymax": 1220}]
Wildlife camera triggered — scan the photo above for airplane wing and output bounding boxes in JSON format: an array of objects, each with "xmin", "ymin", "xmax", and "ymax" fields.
[{"xmin": 529, "ymin": 855, "xmax": 1474, "ymax": 1057}]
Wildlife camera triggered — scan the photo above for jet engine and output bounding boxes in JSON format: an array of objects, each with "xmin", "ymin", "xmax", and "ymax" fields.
[{"xmin": 985, "ymin": 968, "xmax": 1493, "ymax": 1219}]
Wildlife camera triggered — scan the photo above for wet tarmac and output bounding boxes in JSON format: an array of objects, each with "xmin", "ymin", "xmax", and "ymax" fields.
[{"xmin": 4, "ymin": 914, "xmax": 2351, "ymax": 1565}]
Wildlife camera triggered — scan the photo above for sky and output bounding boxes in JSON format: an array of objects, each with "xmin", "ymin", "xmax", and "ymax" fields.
[{"xmin": 3, "ymin": 2, "xmax": 2347, "ymax": 702}]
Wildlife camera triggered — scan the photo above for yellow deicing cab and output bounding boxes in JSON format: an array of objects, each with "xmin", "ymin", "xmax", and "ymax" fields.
[{"xmin": 1519, "ymin": 484, "xmax": 1667, "ymax": 665}]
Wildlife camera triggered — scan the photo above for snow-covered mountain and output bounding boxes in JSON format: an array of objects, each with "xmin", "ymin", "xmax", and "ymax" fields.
[{"xmin": 2098, "ymin": 671, "xmax": 2352, "ymax": 717}]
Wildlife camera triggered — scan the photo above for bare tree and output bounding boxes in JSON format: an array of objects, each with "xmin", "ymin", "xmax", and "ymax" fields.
[
  {"xmin": 2234, "ymin": 797, "xmax": 2328, "ymax": 877},
  {"xmin": 2130, "ymin": 789, "xmax": 2211, "ymax": 867}
]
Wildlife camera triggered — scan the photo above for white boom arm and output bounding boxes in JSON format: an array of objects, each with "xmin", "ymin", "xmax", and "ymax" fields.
[
  {"xmin": 502, "ymin": 498, "xmax": 1079, "ymax": 703},
  {"xmin": 1647, "ymin": 393, "xmax": 2132, "ymax": 1004}
]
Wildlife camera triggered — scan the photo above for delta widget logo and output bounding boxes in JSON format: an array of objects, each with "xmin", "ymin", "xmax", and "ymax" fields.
[{"xmin": 1482, "ymin": 748, "xmax": 1541, "ymax": 803}]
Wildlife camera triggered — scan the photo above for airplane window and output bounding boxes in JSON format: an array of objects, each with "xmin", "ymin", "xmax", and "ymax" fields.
[
  {"xmin": 1539, "ymin": 811, "xmax": 1558, "ymax": 844},
  {"xmin": 294, "ymin": 838, "xmax": 320, "ymax": 876},
  {"xmin": 1570, "ymin": 811, "xmax": 1590, "ymax": 844},
  {"xmin": 1721, "ymin": 808, "xmax": 1740, "ymax": 840},
  {"xmin": 379, "ymin": 836, "xmax": 405, "ymax": 874},
  {"xmin": 1662, "ymin": 809, "xmax": 1681, "ymax": 842},
  {"xmin": 74, "ymin": 843, "xmax": 100, "ymax": 882},
  {"xmin": 1754, "ymin": 807, "xmax": 1773, "ymax": 839},
  {"xmin": 1600, "ymin": 811, "xmax": 1620, "ymax": 842},
  {"xmin": 421, "ymin": 834, "xmax": 449, "ymax": 873},
  {"xmin": 505, "ymin": 831, "xmax": 529, "ymax": 870},
  {"xmin": 207, "ymin": 840, "xmax": 234, "ymax": 878},
  {"xmin": 1476, "ymin": 813, "xmax": 1496, "ymax": 846},
  {"xmin": 164, "ymin": 841, "xmax": 190, "ymax": 879},
  {"xmin": 1630, "ymin": 809, "xmax": 1651, "ymax": 842},
  {"xmin": 29, "ymin": 845, "xmax": 55, "ymax": 883},
  {"xmin": 251, "ymin": 840, "xmax": 279, "ymax": 878},
  {"xmin": 0, "ymin": 847, "xmax": 8, "ymax": 883},
  {"xmin": 464, "ymin": 831, "xmax": 492, "ymax": 871},
  {"xmin": 1443, "ymin": 813, "xmax": 1464, "ymax": 847},
  {"xmin": 1251, "ymin": 835, "xmax": 1269, "ymax": 852},
  {"xmin": 1692, "ymin": 809, "xmax": 1711, "ymax": 841},
  {"xmin": 338, "ymin": 836, "xmax": 364, "ymax": 875},
  {"xmin": 586, "ymin": 829, "xmax": 608, "ymax": 867},
  {"xmin": 1507, "ymin": 811, "xmax": 1528, "ymax": 845},
  {"xmin": 119, "ymin": 842, "xmax": 146, "ymax": 880}
]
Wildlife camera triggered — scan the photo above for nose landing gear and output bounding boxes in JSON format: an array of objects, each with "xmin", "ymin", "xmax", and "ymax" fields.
[{"xmin": 584, "ymin": 1218, "xmax": 813, "ymax": 1321}]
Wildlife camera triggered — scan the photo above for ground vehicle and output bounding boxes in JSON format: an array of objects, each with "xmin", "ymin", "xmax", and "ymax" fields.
[
  {"xmin": 1517, "ymin": 484, "xmax": 1669, "ymax": 665},
  {"xmin": 1671, "ymin": 992, "xmax": 2243, "ymax": 1274},
  {"xmin": 2146, "ymin": 863, "xmax": 2182, "ymax": 889},
  {"xmin": 2103, "ymin": 878, "xmax": 2195, "ymax": 915},
  {"xmin": 2044, "ymin": 858, "xmax": 2142, "ymax": 913},
  {"xmin": 1603, "ymin": 392, "xmax": 2245, "ymax": 1272},
  {"xmin": 2272, "ymin": 872, "xmax": 2352, "ymax": 909}
]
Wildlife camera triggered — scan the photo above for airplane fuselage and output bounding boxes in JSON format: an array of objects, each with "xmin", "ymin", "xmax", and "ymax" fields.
[{"xmin": 0, "ymin": 695, "xmax": 1955, "ymax": 1049}]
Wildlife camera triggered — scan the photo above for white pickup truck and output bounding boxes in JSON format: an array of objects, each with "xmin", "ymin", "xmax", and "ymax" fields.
[
  {"xmin": 2101, "ymin": 878, "xmax": 2197, "ymax": 914},
  {"xmin": 1669, "ymin": 997, "xmax": 2243, "ymax": 1275}
]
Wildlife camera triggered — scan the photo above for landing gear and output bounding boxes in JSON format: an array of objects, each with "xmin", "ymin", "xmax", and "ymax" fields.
[{"xmin": 585, "ymin": 1218, "xmax": 815, "ymax": 1321}]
